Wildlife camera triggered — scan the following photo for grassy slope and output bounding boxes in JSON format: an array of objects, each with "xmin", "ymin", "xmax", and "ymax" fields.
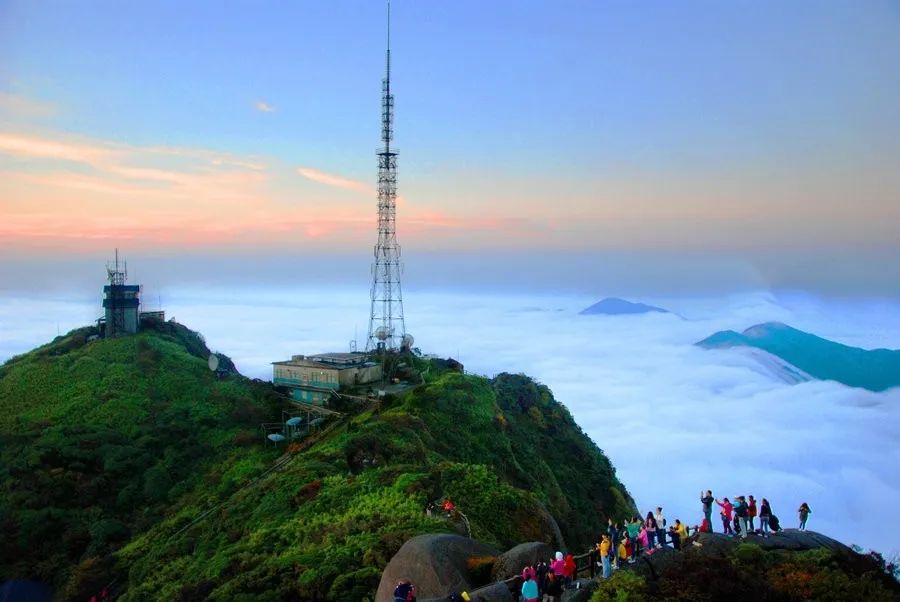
[
  {"xmin": 0, "ymin": 323, "xmax": 282, "ymax": 600},
  {"xmin": 118, "ymin": 370, "xmax": 636, "ymax": 601}
]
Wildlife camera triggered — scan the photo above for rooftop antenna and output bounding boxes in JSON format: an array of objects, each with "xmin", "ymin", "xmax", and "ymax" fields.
[{"xmin": 367, "ymin": 0, "xmax": 408, "ymax": 353}]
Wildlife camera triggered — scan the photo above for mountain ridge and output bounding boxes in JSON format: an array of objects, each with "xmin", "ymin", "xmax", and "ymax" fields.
[{"xmin": 697, "ymin": 321, "xmax": 900, "ymax": 391}]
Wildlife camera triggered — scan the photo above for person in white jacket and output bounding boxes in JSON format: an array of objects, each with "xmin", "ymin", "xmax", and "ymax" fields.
[{"xmin": 654, "ymin": 507, "xmax": 667, "ymax": 547}]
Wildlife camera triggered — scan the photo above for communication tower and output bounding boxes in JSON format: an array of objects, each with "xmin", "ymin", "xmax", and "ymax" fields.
[{"xmin": 367, "ymin": 0, "xmax": 409, "ymax": 352}]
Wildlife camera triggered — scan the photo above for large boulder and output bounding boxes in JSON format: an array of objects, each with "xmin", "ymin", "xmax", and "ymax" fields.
[
  {"xmin": 690, "ymin": 530, "xmax": 855, "ymax": 559},
  {"xmin": 375, "ymin": 534, "xmax": 500, "ymax": 602},
  {"xmin": 561, "ymin": 579, "xmax": 599, "ymax": 602},
  {"xmin": 468, "ymin": 581, "xmax": 516, "ymax": 601},
  {"xmin": 491, "ymin": 542, "xmax": 554, "ymax": 581},
  {"xmin": 632, "ymin": 546, "xmax": 681, "ymax": 580},
  {"xmin": 753, "ymin": 529, "xmax": 854, "ymax": 556}
]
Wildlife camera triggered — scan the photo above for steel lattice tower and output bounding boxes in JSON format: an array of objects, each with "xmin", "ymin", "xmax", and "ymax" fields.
[{"xmin": 367, "ymin": 1, "xmax": 407, "ymax": 352}]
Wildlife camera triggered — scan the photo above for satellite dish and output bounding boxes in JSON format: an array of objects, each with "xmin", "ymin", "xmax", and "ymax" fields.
[
  {"xmin": 208, "ymin": 354, "xmax": 220, "ymax": 371},
  {"xmin": 401, "ymin": 334, "xmax": 414, "ymax": 349},
  {"xmin": 375, "ymin": 326, "xmax": 392, "ymax": 341}
]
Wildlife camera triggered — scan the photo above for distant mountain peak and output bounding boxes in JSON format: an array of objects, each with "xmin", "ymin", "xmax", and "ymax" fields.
[
  {"xmin": 580, "ymin": 297, "xmax": 669, "ymax": 316},
  {"xmin": 697, "ymin": 322, "xmax": 900, "ymax": 392}
]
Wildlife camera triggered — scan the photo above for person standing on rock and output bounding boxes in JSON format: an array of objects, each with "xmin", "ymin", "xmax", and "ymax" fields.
[
  {"xmin": 759, "ymin": 498, "xmax": 772, "ymax": 537},
  {"xmin": 645, "ymin": 512, "xmax": 658, "ymax": 549},
  {"xmin": 701, "ymin": 490, "xmax": 715, "ymax": 531},
  {"xmin": 608, "ymin": 518, "xmax": 619, "ymax": 567},
  {"xmin": 626, "ymin": 517, "xmax": 640, "ymax": 558},
  {"xmin": 798, "ymin": 502, "xmax": 812, "ymax": 530},
  {"xmin": 655, "ymin": 507, "xmax": 667, "ymax": 547},
  {"xmin": 716, "ymin": 497, "xmax": 734, "ymax": 535},
  {"xmin": 748, "ymin": 495, "xmax": 758, "ymax": 533},
  {"xmin": 736, "ymin": 495, "xmax": 751, "ymax": 538},
  {"xmin": 600, "ymin": 534, "xmax": 612, "ymax": 579}
]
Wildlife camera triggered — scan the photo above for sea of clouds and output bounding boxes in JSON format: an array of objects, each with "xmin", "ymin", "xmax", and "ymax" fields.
[{"xmin": 2, "ymin": 287, "xmax": 899, "ymax": 556}]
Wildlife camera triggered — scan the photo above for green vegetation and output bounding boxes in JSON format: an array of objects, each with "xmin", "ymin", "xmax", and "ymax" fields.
[
  {"xmin": 590, "ymin": 544, "xmax": 899, "ymax": 601},
  {"xmin": 0, "ymin": 323, "xmax": 634, "ymax": 600}
]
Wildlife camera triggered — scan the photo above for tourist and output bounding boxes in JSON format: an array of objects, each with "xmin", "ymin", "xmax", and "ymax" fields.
[
  {"xmin": 563, "ymin": 553, "xmax": 576, "ymax": 588},
  {"xmin": 442, "ymin": 498, "xmax": 455, "ymax": 518},
  {"xmin": 701, "ymin": 490, "xmax": 715, "ymax": 532},
  {"xmin": 748, "ymin": 495, "xmax": 758, "ymax": 532},
  {"xmin": 618, "ymin": 534, "xmax": 630, "ymax": 565},
  {"xmin": 798, "ymin": 502, "xmax": 812, "ymax": 530},
  {"xmin": 645, "ymin": 512, "xmax": 658, "ymax": 548},
  {"xmin": 667, "ymin": 524, "xmax": 681, "ymax": 550},
  {"xmin": 521, "ymin": 570, "xmax": 540, "ymax": 602},
  {"xmin": 676, "ymin": 519, "xmax": 688, "ymax": 542},
  {"xmin": 544, "ymin": 572, "xmax": 563, "ymax": 602},
  {"xmin": 626, "ymin": 517, "xmax": 640, "ymax": 558},
  {"xmin": 536, "ymin": 561, "xmax": 549, "ymax": 595},
  {"xmin": 655, "ymin": 507, "xmax": 667, "ymax": 547},
  {"xmin": 638, "ymin": 523, "xmax": 650, "ymax": 556},
  {"xmin": 589, "ymin": 541, "xmax": 598, "ymax": 578},
  {"xmin": 734, "ymin": 495, "xmax": 750, "ymax": 538},
  {"xmin": 623, "ymin": 533, "xmax": 635, "ymax": 564},
  {"xmin": 759, "ymin": 498, "xmax": 772, "ymax": 537},
  {"xmin": 698, "ymin": 517, "xmax": 711, "ymax": 533},
  {"xmin": 550, "ymin": 551, "xmax": 565, "ymax": 577},
  {"xmin": 608, "ymin": 518, "xmax": 619, "ymax": 565},
  {"xmin": 600, "ymin": 534, "xmax": 612, "ymax": 578},
  {"xmin": 393, "ymin": 579, "xmax": 417, "ymax": 602},
  {"xmin": 716, "ymin": 497, "xmax": 734, "ymax": 535}
]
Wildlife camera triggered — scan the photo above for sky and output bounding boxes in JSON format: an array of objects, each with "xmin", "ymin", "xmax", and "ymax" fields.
[{"xmin": 1, "ymin": 1, "xmax": 899, "ymax": 295}]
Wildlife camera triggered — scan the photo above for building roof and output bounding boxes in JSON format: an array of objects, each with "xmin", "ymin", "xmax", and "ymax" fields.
[{"xmin": 272, "ymin": 358, "xmax": 343, "ymax": 370}]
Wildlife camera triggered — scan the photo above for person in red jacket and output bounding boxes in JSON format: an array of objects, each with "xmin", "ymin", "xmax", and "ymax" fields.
[
  {"xmin": 562, "ymin": 553, "xmax": 576, "ymax": 588},
  {"xmin": 716, "ymin": 497, "xmax": 734, "ymax": 535},
  {"xmin": 748, "ymin": 495, "xmax": 758, "ymax": 533}
]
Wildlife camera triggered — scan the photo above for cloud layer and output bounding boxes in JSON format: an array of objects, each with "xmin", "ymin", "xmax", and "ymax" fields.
[{"xmin": 2, "ymin": 287, "xmax": 898, "ymax": 556}]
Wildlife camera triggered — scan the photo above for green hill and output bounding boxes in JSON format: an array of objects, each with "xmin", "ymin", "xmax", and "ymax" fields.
[
  {"xmin": 0, "ymin": 322, "xmax": 635, "ymax": 601},
  {"xmin": 697, "ymin": 322, "xmax": 900, "ymax": 392}
]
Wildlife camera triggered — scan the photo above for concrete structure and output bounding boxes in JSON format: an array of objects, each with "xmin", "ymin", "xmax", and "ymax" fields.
[
  {"xmin": 272, "ymin": 352, "xmax": 380, "ymax": 404},
  {"xmin": 102, "ymin": 251, "xmax": 140, "ymax": 337}
]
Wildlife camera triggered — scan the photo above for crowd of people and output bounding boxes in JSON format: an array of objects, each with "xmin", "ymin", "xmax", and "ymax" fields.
[{"xmin": 397, "ymin": 492, "xmax": 815, "ymax": 601}]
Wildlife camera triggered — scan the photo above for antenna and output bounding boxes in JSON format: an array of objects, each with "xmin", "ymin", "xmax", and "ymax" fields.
[{"xmin": 367, "ymin": 0, "xmax": 407, "ymax": 353}]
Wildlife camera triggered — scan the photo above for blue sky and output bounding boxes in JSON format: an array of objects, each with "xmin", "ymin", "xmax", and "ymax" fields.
[{"xmin": 1, "ymin": 1, "xmax": 899, "ymax": 292}]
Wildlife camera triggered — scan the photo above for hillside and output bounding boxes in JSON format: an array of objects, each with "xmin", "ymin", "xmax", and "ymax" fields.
[
  {"xmin": 696, "ymin": 322, "xmax": 900, "ymax": 392},
  {"xmin": 580, "ymin": 298, "xmax": 669, "ymax": 316},
  {"xmin": 0, "ymin": 321, "xmax": 284, "ymax": 600},
  {"xmin": 0, "ymin": 322, "xmax": 635, "ymax": 601}
]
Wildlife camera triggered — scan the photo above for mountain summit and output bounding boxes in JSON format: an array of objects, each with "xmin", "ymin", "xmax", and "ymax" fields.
[
  {"xmin": 580, "ymin": 297, "xmax": 670, "ymax": 315},
  {"xmin": 697, "ymin": 322, "xmax": 900, "ymax": 392}
]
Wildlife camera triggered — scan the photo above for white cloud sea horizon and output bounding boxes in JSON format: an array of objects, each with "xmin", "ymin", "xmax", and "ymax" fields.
[{"xmin": 2, "ymin": 287, "xmax": 899, "ymax": 558}]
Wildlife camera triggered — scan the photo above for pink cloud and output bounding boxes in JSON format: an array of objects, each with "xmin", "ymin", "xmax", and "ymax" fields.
[
  {"xmin": 0, "ymin": 92, "xmax": 57, "ymax": 118},
  {"xmin": 297, "ymin": 166, "xmax": 372, "ymax": 193}
]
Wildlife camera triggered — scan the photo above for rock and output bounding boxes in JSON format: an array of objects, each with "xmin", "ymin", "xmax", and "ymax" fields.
[
  {"xmin": 632, "ymin": 546, "xmax": 681, "ymax": 580},
  {"xmin": 468, "ymin": 581, "xmax": 515, "ymax": 601},
  {"xmin": 491, "ymin": 542, "xmax": 554, "ymax": 581},
  {"xmin": 690, "ymin": 530, "xmax": 856, "ymax": 560},
  {"xmin": 375, "ymin": 534, "xmax": 500, "ymax": 602},
  {"xmin": 752, "ymin": 529, "xmax": 855, "ymax": 556},
  {"xmin": 561, "ymin": 579, "xmax": 599, "ymax": 602}
]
